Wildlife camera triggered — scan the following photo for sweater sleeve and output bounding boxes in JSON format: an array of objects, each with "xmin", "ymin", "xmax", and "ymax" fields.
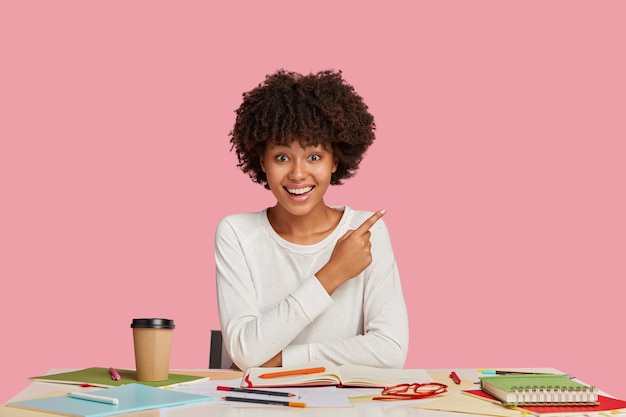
[
  {"xmin": 283, "ymin": 218, "xmax": 409, "ymax": 369},
  {"xmin": 215, "ymin": 216, "xmax": 334, "ymax": 370}
]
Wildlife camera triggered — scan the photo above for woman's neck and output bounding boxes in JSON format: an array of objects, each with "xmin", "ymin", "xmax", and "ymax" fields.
[{"xmin": 267, "ymin": 205, "xmax": 343, "ymax": 244}]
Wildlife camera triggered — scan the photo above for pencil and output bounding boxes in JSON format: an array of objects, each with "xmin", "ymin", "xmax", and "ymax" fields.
[
  {"xmin": 258, "ymin": 366, "xmax": 326, "ymax": 379},
  {"xmin": 216, "ymin": 385, "xmax": 295, "ymax": 397},
  {"xmin": 479, "ymin": 369, "xmax": 574, "ymax": 378},
  {"xmin": 222, "ymin": 396, "xmax": 306, "ymax": 408}
]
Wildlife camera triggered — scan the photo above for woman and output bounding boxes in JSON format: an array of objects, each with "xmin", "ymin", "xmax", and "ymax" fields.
[{"xmin": 215, "ymin": 69, "xmax": 408, "ymax": 370}]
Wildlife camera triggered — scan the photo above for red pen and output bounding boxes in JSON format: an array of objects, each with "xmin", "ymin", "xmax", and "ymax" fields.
[{"xmin": 449, "ymin": 371, "xmax": 461, "ymax": 385}]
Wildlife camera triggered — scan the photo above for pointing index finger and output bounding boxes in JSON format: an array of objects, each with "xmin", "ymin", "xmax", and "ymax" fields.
[{"xmin": 354, "ymin": 209, "xmax": 386, "ymax": 235}]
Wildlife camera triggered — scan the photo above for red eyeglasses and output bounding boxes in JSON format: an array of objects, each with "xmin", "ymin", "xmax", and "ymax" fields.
[{"xmin": 373, "ymin": 382, "xmax": 448, "ymax": 401}]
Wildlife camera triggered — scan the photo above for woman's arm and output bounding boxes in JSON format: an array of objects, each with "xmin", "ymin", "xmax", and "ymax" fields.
[{"xmin": 215, "ymin": 216, "xmax": 333, "ymax": 370}]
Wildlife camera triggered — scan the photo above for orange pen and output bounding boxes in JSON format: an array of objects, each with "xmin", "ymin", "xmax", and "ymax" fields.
[{"xmin": 259, "ymin": 366, "xmax": 326, "ymax": 379}]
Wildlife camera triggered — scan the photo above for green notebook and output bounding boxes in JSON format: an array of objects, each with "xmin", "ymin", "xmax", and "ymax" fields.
[
  {"xmin": 8, "ymin": 383, "xmax": 212, "ymax": 417},
  {"xmin": 480, "ymin": 374, "xmax": 598, "ymax": 406},
  {"xmin": 30, "ymin": 367, "xmax": 206, "ymax": 388}
]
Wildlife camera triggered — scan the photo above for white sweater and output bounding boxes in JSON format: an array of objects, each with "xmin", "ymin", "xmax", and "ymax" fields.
[{"xmin": 215, "ymin": 206, "xmax": 409, "ymax": 370}]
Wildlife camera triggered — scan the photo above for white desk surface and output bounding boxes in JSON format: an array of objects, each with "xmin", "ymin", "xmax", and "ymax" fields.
[{"xmin": 3, "ymin": 367, "xmax": 582, "ymax": 417}]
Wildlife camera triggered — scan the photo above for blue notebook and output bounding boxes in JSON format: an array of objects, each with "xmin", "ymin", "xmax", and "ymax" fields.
[{"xmin": 7, "ymin": 383, "xmax": 213, "ymax": 417}]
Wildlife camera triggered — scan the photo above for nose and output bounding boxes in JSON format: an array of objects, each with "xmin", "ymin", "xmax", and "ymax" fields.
[{"xmin": 288, "ymin": 160, "xmax": 306, "ymax": 180}]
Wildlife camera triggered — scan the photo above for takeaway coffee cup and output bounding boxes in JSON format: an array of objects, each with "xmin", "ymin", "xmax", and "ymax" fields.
[{"xmin": 130, "ymin": 318, "xmax": 175, "ymax": 381}]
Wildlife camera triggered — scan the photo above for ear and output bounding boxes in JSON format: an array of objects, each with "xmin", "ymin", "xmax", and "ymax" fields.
[
  {"xmin": 332, "ymin": 156, "xmax": 338, "ymax": 173},
  {"xmin": 260, "ymin": 156, "xmax": 266, "ymax": 173}
]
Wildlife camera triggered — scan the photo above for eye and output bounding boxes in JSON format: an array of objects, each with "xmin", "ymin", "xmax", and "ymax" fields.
[
  {"xmin": 275, "ymin": 154, "xmax": 288, "ymax": 162},
  {"xmin": 309, "ymin": 154, "xmax": 321, "ymax": 162}
]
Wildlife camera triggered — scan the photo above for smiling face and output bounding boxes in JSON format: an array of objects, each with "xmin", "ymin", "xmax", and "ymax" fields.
[{"xmin": 260, "ymin": 140, "xmax": 338, "ymax": 218}]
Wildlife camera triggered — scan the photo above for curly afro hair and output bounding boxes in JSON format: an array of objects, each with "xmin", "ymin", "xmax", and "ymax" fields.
[{"xmin": 229, "ymin": 69, "xmax": 376, "ymax": 189}]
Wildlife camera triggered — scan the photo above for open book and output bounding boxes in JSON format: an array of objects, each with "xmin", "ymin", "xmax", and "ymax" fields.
[{"xmin": 241, "ymin": 360, "xmax": 432, "ymax": 388}]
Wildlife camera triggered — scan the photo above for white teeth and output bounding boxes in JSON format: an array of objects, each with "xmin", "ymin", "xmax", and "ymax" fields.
[{"xmin": 287, "ymin": 187, "xmax": 313, "ymax": 195}]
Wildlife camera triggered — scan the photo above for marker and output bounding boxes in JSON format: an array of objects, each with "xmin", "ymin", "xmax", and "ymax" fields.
[
  {"xmin": 258, "ymin": 366, "xmax": 325, "ymax": 379},
  {"xmin": 449, "ymin": 371, "xmax": 461, "ymax": 384},
  {"xmin": 68, "ymin": 392, "xmax": 119, "ymax": 405},
  {"xmin": 479, "ymin": 369, "xmax": 574, "ymax": 378},
  {"xmin": 216, "ymin": 385, "xmax": 295, "ymax": 397},
  {"xmin": 222, "ymin": 396, "xmax": 306, "ymax": 408},
  {"xmin": 108, "ymin": 367, "xmax": 121, "ymax": 381}
]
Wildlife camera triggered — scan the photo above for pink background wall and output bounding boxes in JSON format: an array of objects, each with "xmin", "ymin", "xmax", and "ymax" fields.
[{"xmin": 1, "ymin": 1, "xmax": 624, "ymax": 403}]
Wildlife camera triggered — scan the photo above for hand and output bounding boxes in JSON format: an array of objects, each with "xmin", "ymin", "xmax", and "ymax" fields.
[{"xmin": 316, "ymin": 209, "xmax": 386, "ymax": 294}]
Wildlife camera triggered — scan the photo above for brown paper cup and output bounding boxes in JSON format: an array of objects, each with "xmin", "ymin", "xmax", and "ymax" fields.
[{"xmin": 131, "ymin": 318, "xmax": 175, "ymax": 382}]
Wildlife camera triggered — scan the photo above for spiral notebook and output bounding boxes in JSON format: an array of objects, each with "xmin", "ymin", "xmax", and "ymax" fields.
[
  {"xmin": 480, "ymin": 374, "xmax": 598, "ymax": 406},
  {"xmin": 464, "ymin": 389, "xmax": 626, "ymax": 417}
]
